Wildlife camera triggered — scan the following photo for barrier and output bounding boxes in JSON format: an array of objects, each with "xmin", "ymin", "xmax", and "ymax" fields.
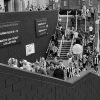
[{"xmin": 0, "ymin": 63, "xmax": 100, "ymax": 100}]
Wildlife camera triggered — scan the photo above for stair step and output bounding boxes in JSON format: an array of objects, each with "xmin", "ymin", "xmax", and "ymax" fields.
[
  {"xmin": 60, "ymin": 55, "xmax": 67, "ymax": 56},
  {"xmin": 61, "ymin": 50, "xmax": 69, "ymax": 54},
  {"xmin": 62, "ymin": 46, "xmax": 70, "ymax": 49},
  {"xmin": 63, "ymin": 43, "xmax": 71, "ymax": 45},
  {"xmin": 61, "ymin": 49, "xmax": 70, "ymax": 51},
  {"xmin": 62, "ymin": 46, "xmax": 71, "ymax": 48},
  {"xmin": 62, "ymin": 42, "xmax": 71, "ymax": 44},
  {"xmin": 59, "ymin": 58, "xmax": 67, "ymax": 60},
  {"xmin": 63, "ymin": 42, "xmax": 71, "ymax": 44},
  {"xmin": 63, "ymin": 41, "xmax": 71, "ymax": 43},
  {"xmin": 62, "ymin": 47, "xmax": 70, "ymax": 49},
  {"xmin": 60, "ymin": 54, "xmax": 67, "ymax": 56},
  {"xmin": 62, "ymin": 43, "xmax": 71, "ymax": 45},
  {"xmin": 61, "ymin": 49, "xmax": 69, "ymax": 51},
  {"xmin": 62, "ymin": 45, "xmax": 71, "ymax": 47},
  {"xmin": 60, "ymin": 56, "xmax": 67, "ymax": 58},
  {"xmin": 63, "ymin": 42, "xmax": 71, "ymax": 43},
  {"xmin": 58, "ymin": 40, "xmax": 71, "ymax": 42},
  {"xmin": 60, "ymin": 52, "xmax": 69, "ymax": 54},
  {"xmin": 61, "ymin": 51, "xmax": 69, "ymax": 53},
  {"xmin": 60, "ymin": 53, "xmax": 68, "ymax": 55},
  {"xmin": 60, "ymin": 52, "xmax": 68, "ymax": 54},
  {"xmin": 59, "ymin": 57, "xmax": 67, "ymax": 59},
  {"xmin": 59, "ymin": 49, "xmax": 70, "ymax": 51},
  {"xmin": 61, "ymin": 47, "xmax": 70, "ymax": 49},
  {"xmin": 60, "ymin": 53, "xmax": 69, "ymax": 55}
]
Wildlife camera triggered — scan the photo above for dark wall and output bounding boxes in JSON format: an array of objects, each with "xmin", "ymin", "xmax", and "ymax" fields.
[
  {"xmin": 0, "ymin": 64, "xmax": 100, "ymax": 100},
  {"xmin": 0, "ymin": 10, "xmax": 58, "ymax": 64}
]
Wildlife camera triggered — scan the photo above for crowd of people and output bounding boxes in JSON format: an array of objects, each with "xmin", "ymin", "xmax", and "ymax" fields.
[
  {"xmin": 65, "ymin": 27, "xmax": 100, "ymax": 77},
  {"xmin": 7, "ymin": 26, "xmax": 100, "ymax": 81},
  {"xmin": 6, "ymin": 5, "xmax": 100, "ymax": 81},
  {"xmin": 7, "ymin": 57, "xmax": 66, "ymax": 80},
  {"xmin": 25, "ymin": 4, "xmax": 53, "ymax": 11}
]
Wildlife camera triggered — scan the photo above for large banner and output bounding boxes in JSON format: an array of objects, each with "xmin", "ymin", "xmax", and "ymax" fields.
[
  {"xmin": 0, "ymin": 21, "xmax": 21, "ymax": 47},
  {"xmin": 35, "ymin": 18, "xmax": 48, "ymax": 37}
]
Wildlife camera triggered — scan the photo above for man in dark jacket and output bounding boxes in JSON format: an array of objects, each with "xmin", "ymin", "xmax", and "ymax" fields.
[{"xmin": 53, "ymin": 68, "xmax": 64, "ymax": 80}]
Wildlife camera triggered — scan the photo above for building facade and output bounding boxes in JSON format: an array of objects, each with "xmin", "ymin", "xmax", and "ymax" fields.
[{"xmin": 60, "ymin": 0, "xmax": 98, "ymax": 10}]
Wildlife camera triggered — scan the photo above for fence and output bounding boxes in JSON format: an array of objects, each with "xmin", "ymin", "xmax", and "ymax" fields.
[{"xmin": 0, "ymin": 63, "xmax": 100, "ymax": 100}]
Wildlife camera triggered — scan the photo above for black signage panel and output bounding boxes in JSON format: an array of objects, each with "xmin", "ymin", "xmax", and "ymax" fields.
[
  {"xmin": 0, "ymin": 21, "xmax": 21, "ymax": 47},
  {"xmin": 35, "ymin": 18, "xmax": 48, "ymax": 37}
]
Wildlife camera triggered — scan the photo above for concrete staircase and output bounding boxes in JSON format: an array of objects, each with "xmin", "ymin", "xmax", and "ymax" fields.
[
  {"xmin": 58, "ymin": 40, "xmax": 72, "ymax": 59},
  {"xmin": 46, "ymin": 39, "xmax": 72, "ymax": 60}
]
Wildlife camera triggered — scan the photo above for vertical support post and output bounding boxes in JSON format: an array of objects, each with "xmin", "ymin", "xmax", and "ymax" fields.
[
  {"xmin": 76, "ymin": 10, "xmax": 77, "ymax": 31},
  {"xmin": 96, "ymin": 19, "xmax": 100, "ymax": 53},
  {"xmin": 66, "ymin": 11, "xmax": 69, "ymax": 29},
  {"xmin": 65, "ymin": 11, "xmax": 69, "ymax": 37},
  {"xmin": 85, "ymin": 16, "xmax": 86, "ymax": 32},
  {"xmin": 52, "ymin": 0, "xmax": 53, "ymax": 9},
  {"xmin": 97, "ymin": 21, "xmax": 99, "ymax": 53}
]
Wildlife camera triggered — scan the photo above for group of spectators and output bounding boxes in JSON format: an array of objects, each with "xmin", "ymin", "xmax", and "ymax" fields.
[
  {"xmin": 7, "ymin": 27, "xmax": 100, "ymax": 81},
  {"xmin": 26, "ymin": 4, "xmax": 53, "ymax": 11},
  {"xmin": 82, "ymin": 30, "xmax": 100, "ymax": 72},
  {"xmin": 65, "ymin": 29, "xmax": 84, "ymax": 77},
  {"xmin": 7, "ymin": 5, "xmax": 100, "ymax": 81},
  {"xmin": 7, "ymin": 57, "xmax": 67, "ymax": 80},
  {"xmin": 66, "ymin": 28, "xmax": 100, "ymax": 78},
  {"xmin": 46, "ymin": 32, "xmax": 60, "ymax": 58},
  {"xmin": 9, "ymin": 52, "xmax": 91, "ymax": 80},
  {"xmin": 69, "ymin": 5, "xmax": 95, "ymax": 30},
  {"xmin": 46, "ymin": 22, "xmax": 85, "ymax": 79}
]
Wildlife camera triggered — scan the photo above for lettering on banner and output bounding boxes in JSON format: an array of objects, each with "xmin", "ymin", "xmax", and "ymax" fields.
[
  {"xmin": 0, "ymin": 21, "xmax": 21, "ymax": 47},
  {"xmin": 35, "ymin": 18, "xmax": 48, "ymax": 37}
]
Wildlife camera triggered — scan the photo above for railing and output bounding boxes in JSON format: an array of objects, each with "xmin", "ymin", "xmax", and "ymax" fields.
[
  {"xmin": 69, "ymin": 35, "xmax": 75, "ymax": 53},
  {"xmin": 82, "ymin": 36, "xmax": 85, "ymax": 55},
  {"xmin": 0, "ymin": 63, "xmax": 99, "ymax": 100},
  {"xmin": 57, "ymin": 35, "xmax": 64, "ymax": 57},
  {"xmin": 46, "ymin": 39, "xmax": 52, "ymax": 56}
]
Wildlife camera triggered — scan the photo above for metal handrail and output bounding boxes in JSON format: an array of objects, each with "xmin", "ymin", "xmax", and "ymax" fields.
[
  {"xmin": 81, "ymin": 37, "xmax": 84, "ymax": 56},
  {"xmin": 46, "ymin": 39, "xmax": 52, "ymax": 54},
  {"xmin": 58, "ymin": 35, "xmax": 64, "ymax": 57},
  {"xmin": 70, "ymin": 35, "xmax": 75, "ymax": 53}
]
